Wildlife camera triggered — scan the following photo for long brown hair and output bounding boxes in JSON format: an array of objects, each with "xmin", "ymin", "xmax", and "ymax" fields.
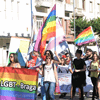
[
  {"xmin": 59, "ymin": 57, "xmax": 66, "ymax": 66},
  {"xmin": 93, "ymin": 52, "xmax": 99, "ymax": 61}
]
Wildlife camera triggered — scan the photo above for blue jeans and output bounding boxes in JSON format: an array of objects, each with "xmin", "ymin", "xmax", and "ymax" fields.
[{"xmin": 44, "ymin": 82, "xmax": 56, "ymax": 100}]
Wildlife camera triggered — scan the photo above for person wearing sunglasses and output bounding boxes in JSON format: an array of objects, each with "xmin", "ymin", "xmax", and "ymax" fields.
[
  {"xmin": 36, "ymin": 56, "xmax": 58, "ymax": 100},
  {"xmin": 65, "ymin": 53, "xmax": 71, "ymax": 65},
  {"xmin": 7, "ymin": 53, "xmax": 21, "ymax": 68}
]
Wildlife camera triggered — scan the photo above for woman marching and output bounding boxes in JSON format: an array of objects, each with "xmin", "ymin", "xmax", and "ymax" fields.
[
  {"xmin": 36, "ymin": 55, "xmax": 58, "ymax": 100},
  {"xmin": 7, "ymin": 53, "xmax": 21, "ymax": 68},
  {"xmin": 71, "ymin": 49, "xmax": 86, "ymax": 100},
  {"xmin": 89, "ymin": 52, "xmax": 99, "ymax": 100},
  {"xmin": 58, "ymin": 57, "xmax": 67, "ymax": 98}
]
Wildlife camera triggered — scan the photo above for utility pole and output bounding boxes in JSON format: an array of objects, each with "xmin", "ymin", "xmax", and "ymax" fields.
[{"xmin": 73, "ymin": 0, "xmax": 76, "ymax": 53}]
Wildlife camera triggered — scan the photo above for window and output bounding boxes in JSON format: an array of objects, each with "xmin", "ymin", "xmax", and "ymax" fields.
[
  {"xmin": 36, "ymin": 17, "xmax": 43, "ymax": 31},
  {"xmin": 36, "ymin": 7, "xmax": 47, "ymax": 13},
  {"xmin": 56, "ymin": 0, "xmax": 63, "ymax": 2},
  {"xmin": 11, "ymin": 0, "xmax": 14, "ymax": 20},
  {"xmin": 89, "ymin": 1, "xmax": 93, "ymax": 13},
  {"xmin": 4, "ymin": 0, "xmax": 6, "ymax": 19},
  {"xmin": 11, "ymin": 0, "xmax": 14, "ymax": 11},
  {"xmin": 17, "ymin": 1, "xmax": 19, "ymax": 20},
  {"xmin": 65, "ymin": 12, "xmax": 69, "ymax": 17},
  {"xmin": 97, "ymin": 3, "xmax": 100, "ymax": 13},
  {"xmin": 82, "ymin": 0, "xmax": 85, "ymax": 10}
]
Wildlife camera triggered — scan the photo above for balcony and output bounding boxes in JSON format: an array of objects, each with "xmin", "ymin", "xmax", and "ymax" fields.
[
  {"xmin": 65, "ymin": 3, "xmax": 73, "ymax": 12},
  {"xmin": 35, "ymin": 0, "xmax": 53, "ymax": 8},
  {"xmin": 74, "ymin": 8, "xmax": 84, "ymax": 16},
  {"xmin": 56, "ymin": 0, "xmax": 63, "ymax": 2}
]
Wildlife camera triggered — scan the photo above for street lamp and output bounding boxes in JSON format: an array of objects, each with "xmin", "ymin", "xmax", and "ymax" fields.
[
  {"xmin": 73, "ymin": 0, "xmax": 76, "ymax": 40},
  {"xmin": 73, "ymin": 0, "xmax": 76, "ymax": 53}
]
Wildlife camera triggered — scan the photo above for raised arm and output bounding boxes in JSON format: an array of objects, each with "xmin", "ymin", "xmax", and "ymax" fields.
[{"xmin": 53, "ymin": 51, "xmax": 61, "ymax": 64}]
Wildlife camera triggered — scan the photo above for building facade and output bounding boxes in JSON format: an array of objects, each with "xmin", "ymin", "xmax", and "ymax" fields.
[
  {"xmin": 0, "ymin": 0, "xmax": 100, "ymax": 66},
  {"xmin": 74, "ymin": 0, "xmax": 100, "ymax": 20},
  {"xmin": 0, "ymin": 0, "xmax": 31, "ymax": 66},
  {"xmin": 0, "ymin": 0, "xmax": 31, "ymax": 37},
  {"xmin": 33, "ymin": 0, "xmax": 74, "ymax": 42}
]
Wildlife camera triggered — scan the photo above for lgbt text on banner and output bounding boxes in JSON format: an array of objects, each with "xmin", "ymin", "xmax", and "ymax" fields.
[{"xmin": 0, "ymin": 67, "xmax": 38, "ymax": 100}]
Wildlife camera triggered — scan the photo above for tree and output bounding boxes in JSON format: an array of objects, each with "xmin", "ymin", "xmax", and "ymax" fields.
[
  {"xmin": 92, "ymin": 18, "xmax": 100, "ymax": 36},
  {"xmin": 70, "ymin": 17, "xmax": 100, "ymax": 37},
  {"xmin": 70, "ymin": 18, "xmax": 90, "ymax": 37}
]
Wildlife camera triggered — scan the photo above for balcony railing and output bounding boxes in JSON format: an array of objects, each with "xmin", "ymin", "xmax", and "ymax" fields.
[
  {"xmin": 75, "ymin": 8, "xmax": 84, "ymax": 16},
  {"xmin": 35, "ymin": 0, "xmax": 53, "ymax": 7}
]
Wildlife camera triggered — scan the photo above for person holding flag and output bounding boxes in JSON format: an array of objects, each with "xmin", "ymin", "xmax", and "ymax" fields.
[{"xmin": 25, "ymin": 51, "xmax": 39, "ymax": 68}]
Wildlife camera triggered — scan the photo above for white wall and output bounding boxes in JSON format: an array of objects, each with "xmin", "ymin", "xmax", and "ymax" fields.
[
  {"xmin": 0, "ymin": 0, "xmax": 31, "ymax": 37},
  {"xmin": 83, "ymin": 0, "xmax": 100, "ymax": 20}
]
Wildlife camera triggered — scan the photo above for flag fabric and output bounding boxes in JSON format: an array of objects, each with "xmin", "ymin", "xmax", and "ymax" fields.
[
  {"xmin": 34, "ymin": 4, "xmax": 56, "ymax": 58},
  {"xmin": 28, "ymin": 16, "xmax": 38, "ymax": 54},
  {"xmin": 46, "ymin": 18, "xmax": 68, "ymax": 58},
  {"xmin": 74, "ymin": 26, "xmax": 95, "ymax": 46},
  {"xmin": 0, "ymin": 67, "xmax": 38, "ymax": 100}
]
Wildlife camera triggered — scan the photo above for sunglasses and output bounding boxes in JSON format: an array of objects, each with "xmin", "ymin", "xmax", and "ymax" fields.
[
  {"xmin": 46, "ymin": 58, "xmax": 51, "ymax": 59},
  {"xmin": 46, "ymin": 53, "xmax": 50, "ymax": 54},
  {"xmin": 10, "ymin": 56, "xmax": 14, "ymax": 58}
]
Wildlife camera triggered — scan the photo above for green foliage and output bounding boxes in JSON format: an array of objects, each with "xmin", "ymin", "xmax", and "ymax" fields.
[{"xmin": 70, "ymin": 17, "xmax": 100, "ymax": 37}]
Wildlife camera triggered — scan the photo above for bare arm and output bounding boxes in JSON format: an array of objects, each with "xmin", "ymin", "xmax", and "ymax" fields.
[
  {"xmin": 75, "ymin": 65, "xmax": 86, "ymax": 72},
  {"xmin": 54, "ymin": 51, "xmax": 61, "ymax": 63},
  {"xmin": 17, "ymin": 63, "xmax": 21, "ymax": 68},
  {"xmin": 69, "ymin": 61, "xmax": 73, "ymax": 74},
  {"xmin": 54, "ymin": 64, "xmax": 58, "ymax": 86},
  {"xmin": 69, "ymin": 69, "xmax": 73, "ymax": 74}
]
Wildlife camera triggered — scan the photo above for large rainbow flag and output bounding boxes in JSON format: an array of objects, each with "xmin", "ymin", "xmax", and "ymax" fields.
[
  {"xmin": 0, "ymin": 67, "xmax": 38, "ymax": 100},
  {"xmin": 74, "ymin": 26, "xmax": 95, "ymax": 46},
  {"xmin": 34, "ymin": 4, "xmax": 56, "ymax": 58}
]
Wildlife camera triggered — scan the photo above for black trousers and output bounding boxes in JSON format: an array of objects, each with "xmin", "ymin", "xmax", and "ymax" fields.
[{"xmin": 91, "ymin": 77, "xmax": 98, "ymax": 100}]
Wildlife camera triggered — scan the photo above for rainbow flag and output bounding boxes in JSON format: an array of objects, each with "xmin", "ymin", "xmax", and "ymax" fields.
[
  {"xmin": 34, "ymin": 4, "xmax": 56, "ymax": 58},
  {"xmin": 0, "ymin": 67, "xmax": 38, "ymax": 100},
  {"xmin": 74, "ymin": 26, "xmax": 95, "ymax": 46}
]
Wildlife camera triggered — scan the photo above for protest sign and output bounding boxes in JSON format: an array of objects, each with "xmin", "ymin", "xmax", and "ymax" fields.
[{"xmin": 8, "ymin": 37, "xmax": 30, "ymax": 67}]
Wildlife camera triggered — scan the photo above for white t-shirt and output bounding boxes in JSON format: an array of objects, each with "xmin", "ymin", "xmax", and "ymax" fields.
[
  {"xmin": 57, "ymin": 65, "xmax": 69, "ymax": 73},
  {"xmin": 44, "ymin": 64, "xmax": 56, "ymax": 83}
]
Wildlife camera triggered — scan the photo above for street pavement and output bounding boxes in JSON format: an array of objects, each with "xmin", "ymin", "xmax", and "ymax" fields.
[{"xmin": 37, "ymin": 93, "xmax": 93, "ymax": 100}]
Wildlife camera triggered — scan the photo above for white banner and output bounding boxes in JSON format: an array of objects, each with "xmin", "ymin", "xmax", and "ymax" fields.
[{"xmin": 58, "ymin": 70, "xmax": 93, "ymax": 93}]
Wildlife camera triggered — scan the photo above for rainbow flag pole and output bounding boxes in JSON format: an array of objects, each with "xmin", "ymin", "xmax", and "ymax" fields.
[{"xmin": 34, "ymin": 4, "xmax": 56, "ymax": 59}]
